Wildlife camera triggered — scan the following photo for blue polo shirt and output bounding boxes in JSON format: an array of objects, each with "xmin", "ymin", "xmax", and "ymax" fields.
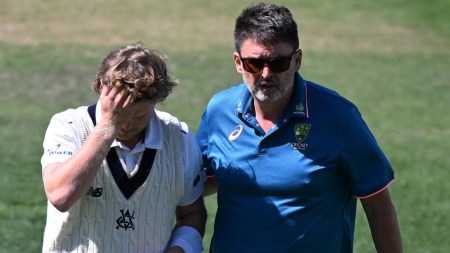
[{"xmin": 196, "ymin": 73, "xmax": 395, "ymax": 253}]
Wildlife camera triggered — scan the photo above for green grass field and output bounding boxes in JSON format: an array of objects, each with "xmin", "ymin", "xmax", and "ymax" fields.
[{"xmin": 1, "ymin": 0, "xmax": 449, "ymax": 252}]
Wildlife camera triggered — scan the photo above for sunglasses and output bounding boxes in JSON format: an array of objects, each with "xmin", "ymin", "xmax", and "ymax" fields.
[{"xmin": 239, "ymin": 49, "xmax": 299, "ymax": 73}]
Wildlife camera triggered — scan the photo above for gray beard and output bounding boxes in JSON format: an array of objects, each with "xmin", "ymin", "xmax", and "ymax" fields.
[{"xmin": 252, "ymin": 87, "xmax": 282, "ymax": 103}]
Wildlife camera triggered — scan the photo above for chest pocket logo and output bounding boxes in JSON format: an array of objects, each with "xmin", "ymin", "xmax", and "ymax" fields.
[{"xmin": 228, "ymin": 125, "xmax": 243, "ymax": 141}]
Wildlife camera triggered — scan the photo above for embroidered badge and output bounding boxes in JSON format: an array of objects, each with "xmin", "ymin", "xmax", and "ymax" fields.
[
  {"xmin": 296, "ymin": 103, "xmax": 304, "ymax": 112},
  {"xmin": 293, "ymin": 124, "xmax": 311, "ymax": 150},
  {"xmin": 295, "ymin": 124, "xmax": 311, "ymax": 142},
  {"xmin": 116, "ymin": 209, "xmax": 135, "ymax": 231}
]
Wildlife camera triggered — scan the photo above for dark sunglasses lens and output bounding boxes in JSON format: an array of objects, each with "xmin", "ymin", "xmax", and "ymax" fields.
[
  {"xmin": 242, "ymin": 57, "xmax": 291, "ymax": 73},
  {"xmin": 243, "ymin": 59, "xmax": 265, "ymax": 73},
  {"xmin": 269, "ymin": 58, "xmax": 291, "ymax": 72}
]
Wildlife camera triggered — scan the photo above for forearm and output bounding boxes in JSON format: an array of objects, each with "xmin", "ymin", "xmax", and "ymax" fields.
[
  {"xmin": 43, "ymin": 121, "xmax": 118, "ymax": 211},
  {"xmin": 366, "ymin": 205, "xmax": 403, "ymax": 253},
  {"xmin": 174, "ymin": 200, "xmax": 207, "ymax": 236},
  {"xmin": 362, "ymin": 190, "xmax": 403, "ymax": 253},
  {"xmin": 203, "ymin": 177, "xmax": 217, "ymax": 196},
  {"xmin": 167, "ymin": 197, "xmax": 207, "ymax": 253}
]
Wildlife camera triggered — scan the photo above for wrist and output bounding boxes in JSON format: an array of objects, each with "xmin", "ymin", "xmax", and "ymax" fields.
[
  {"xmin": 169, "ymin": 226, "xmax": 203, "ymax": 253},
  {"xmin": 96, "ymin": 120, "xmax": 119, "ymax": 139}
]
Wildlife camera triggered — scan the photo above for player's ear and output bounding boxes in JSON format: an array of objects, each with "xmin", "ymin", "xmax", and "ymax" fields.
[
  {"xmin": 294, "ymin": 49, "xmax": 302, "ymax": 71},
  {"xmin": 99, "ymin": 80, "xmax": 107, "ymax": 91},
  {"xmin": 233, "ymin": 52, "xmax": 244, "ymax": 74}
]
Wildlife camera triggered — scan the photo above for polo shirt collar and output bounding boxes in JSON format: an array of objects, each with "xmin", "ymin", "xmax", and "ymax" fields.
[{"xmin": 286, "ymin": 73, "xmax": 309, "ymax": 118}]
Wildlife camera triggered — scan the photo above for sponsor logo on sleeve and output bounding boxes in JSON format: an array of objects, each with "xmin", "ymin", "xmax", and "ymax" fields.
[
  {"xmin": 193, "ymin": 174, "xmax": 201, "ymax": 187},
  {"xmin": 46, "ymin": 144, "xmax": 73, "ymax": 156}
]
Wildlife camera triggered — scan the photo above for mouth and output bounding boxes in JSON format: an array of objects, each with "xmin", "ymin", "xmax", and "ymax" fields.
[
  {"xmin": 257, "ymin": 83, "xmax": 276, "ymax": 91},
  {"xmin": 258, "ymin": 78, "xmax": 276, "ymax": 87},
  {"xmin": 119, "ymin": 128, "xmax": 131, "ymax": 135}
]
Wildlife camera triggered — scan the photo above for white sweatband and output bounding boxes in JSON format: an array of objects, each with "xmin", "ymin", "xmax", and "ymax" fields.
[{"xmin": 169, "ymin": 226, "xmax": 203, "ymax": 253}]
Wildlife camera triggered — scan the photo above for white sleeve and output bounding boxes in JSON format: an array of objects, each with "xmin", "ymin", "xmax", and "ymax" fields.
[
  {"xmin": 169, "ymin": 226, "xmax": 203, "ymax": 253},
  {"xmin": 41, "ymin": 110, "xmax": 81, "ymax": 170},
  {"xmin": 178, "ymin": 122, "xmax": 206, "ymax": 206}
]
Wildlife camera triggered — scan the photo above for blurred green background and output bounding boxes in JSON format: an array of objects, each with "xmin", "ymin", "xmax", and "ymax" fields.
[{"xmin": 1, "ymin": 0, "xmax": 449, "ymax": 252}]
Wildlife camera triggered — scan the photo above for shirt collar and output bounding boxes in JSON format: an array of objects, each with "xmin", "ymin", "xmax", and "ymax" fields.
[
  {"xmin": 235, "ymin": 72, "xmax": 309, "ymax": 119},
  {"xmin": 287, "ymin": 73, "xmax": 309, "ymax": 118}
]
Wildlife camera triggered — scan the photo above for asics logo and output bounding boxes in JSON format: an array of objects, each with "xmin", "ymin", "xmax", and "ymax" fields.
[{"xmin": 228, "ymin": 125, "xmax": 243, "ymax": 141}]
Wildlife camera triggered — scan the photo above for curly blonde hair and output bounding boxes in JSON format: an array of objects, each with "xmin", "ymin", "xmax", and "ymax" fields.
[{"xmin": 91, "ymin": 43, "xmax": 178, "ymax": 102}]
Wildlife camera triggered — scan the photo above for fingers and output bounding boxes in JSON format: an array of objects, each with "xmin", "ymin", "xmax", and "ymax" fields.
[
  {"xmin": 114, "ymin": 88, "xmax": 131, "ymax": 109},
  {"xmin": 101, "ymin": 84, "xmax": 132, "ymax": 109},
  {"xmin": 122, "ymin": 92, "xmax": 134, "ymax": 108},
  {"xmin": 100, "ymin": 85, "xmax": 133, "ymax": 125}
]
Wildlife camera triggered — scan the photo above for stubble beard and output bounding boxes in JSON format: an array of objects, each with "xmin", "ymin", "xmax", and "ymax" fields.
[
  {"xmin": 253, "ymin": 88, "xmax": 279, "ymax": 103},
  {"xmin": 245, "ymin": 76, "xmax": 284, "ymax": 104}
]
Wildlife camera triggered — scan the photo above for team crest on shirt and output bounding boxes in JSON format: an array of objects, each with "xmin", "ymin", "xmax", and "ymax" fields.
[
  {"xmin": 292, "ymin": 124, "xmax": 311, "ymax": 150},
  {"xmin": 116, "ymin": 209, "xmax": 135, "ymax": 231},
  {"xmin": 295, "ymin": 124, "xmax": 311, "ymax": 142}
]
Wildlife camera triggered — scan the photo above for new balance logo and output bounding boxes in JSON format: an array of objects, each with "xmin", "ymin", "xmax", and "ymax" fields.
[{"xmin": 86, "ymin": 187, "xmax": 102, "ymax": 197}]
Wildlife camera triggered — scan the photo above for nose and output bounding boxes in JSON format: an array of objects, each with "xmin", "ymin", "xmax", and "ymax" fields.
[{"xmin": 260, "ymin": 63, "xmax": 273, "ymax": 78}]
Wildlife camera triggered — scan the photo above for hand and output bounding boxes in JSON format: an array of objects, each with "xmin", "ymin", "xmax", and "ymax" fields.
[
  {"xmin": 165, "ymin": 246, "xmax": 185, "ymax": 253},
  {"xmin": 99, "ymin": 83, "xmax": 137, "ymax": 130}
]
